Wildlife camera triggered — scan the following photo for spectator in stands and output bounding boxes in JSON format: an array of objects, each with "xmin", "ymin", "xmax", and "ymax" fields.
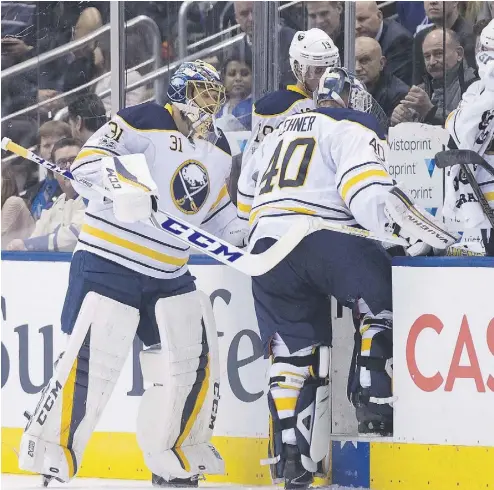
[
  {"xmin": 391, "ymin": 29, "xmax": 477, "ymax": 127},
  {"xmin": 6, "ymin": 138, "xmax": 86, "ymax": 252},
  {"xmin": 93, "ymin": 30, "xmax": 149, "ymax": 112},
  {"xmin": 355, "ymin": 37, "xmax": 409, "ymax": 119},
  {"xmin": 306, "ymin": 2, "xmax": 344, "ymax": 59},
  {"xmin": 231, "ymin": 1, "xmax": 296, "ymax": 88},
  {"xmin": 396, "ymin": 2, "xmax": 427, "ymax": 35},
  {"xmin": 24, "ymin": 121, "xmax": 72, "ymax": 220},
  {"xmin": 355, "ymin": 1, "xmax": 413, "ymax": 85},
  {"xmin": 412, "ymin": 1, "xmax": 476, "ymax": 85},
  {"xmin": 217, "ymin": 57, "xmax": 253, "ymax": 130},
  {"xmin": 68, "ymin": 94, "xmax": 107, "ymax": 143},
  {"xmin": 1, "ymin": 164, "xmax": 35, "ymax": 249}
]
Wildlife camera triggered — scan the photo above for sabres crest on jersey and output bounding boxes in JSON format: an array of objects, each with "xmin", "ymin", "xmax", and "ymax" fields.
[{"xmin": 171, "ymin": 160, "xmax": 210, "ymax": 214}]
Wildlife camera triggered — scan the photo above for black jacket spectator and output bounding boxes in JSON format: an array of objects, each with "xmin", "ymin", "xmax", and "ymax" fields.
[
  {"xmin": 412, "ymin": 16, "xmax": 476, "ymax": 85},
  {"xmin": 372, "ymin": 72, "xmax": 410, "ymax": 119},
  {"xmin": 378, "ymin": 18, "xmax": 413, "ymax": 85}
]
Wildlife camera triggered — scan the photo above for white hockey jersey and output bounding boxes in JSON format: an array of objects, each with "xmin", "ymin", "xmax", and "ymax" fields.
[
  {"xmin": 444, "ymin": 55, "xmax": 494, "ymax": 229},
  {"xmin": 237, "ymin": 107, "xmax": 394, "ymax": 248},
  {"xmin": 71, "ymin": 102, "xmax": 236, "ymax": 279},
  {"xmin": 242, "ymin": 85, "xmax": 315, "ymax": 163}
]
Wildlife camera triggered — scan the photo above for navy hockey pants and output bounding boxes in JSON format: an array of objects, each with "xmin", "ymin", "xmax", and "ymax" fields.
[
  {"xmin": 251, "ymin": 229, "xmax": 393, "ymax": 355},
  {"xmin": 61, "ymin": 250, "xmax": 195, "ymax": 346}
]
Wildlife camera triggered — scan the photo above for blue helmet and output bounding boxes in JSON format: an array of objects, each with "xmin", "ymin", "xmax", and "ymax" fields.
[{"xmin": 167, "ymin": 60, "xmax": 225, "ymax": 136}]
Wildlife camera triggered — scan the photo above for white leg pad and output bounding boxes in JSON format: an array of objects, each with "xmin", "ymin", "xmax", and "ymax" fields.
[
  {"xmin": 137, "ymin": 290, "xmax": 224, "ymax": 480},
  {"xmin": 19, "ymin": 292, "xmax": 139, "ymax": 482}
]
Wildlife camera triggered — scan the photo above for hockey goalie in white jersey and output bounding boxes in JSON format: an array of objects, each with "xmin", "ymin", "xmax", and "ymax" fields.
[
  {"xmin": 444, "ymin": 19, "xmax": 494, "ymax": 255},
  {"xmin": 237, "ymin": 68, "xmax": 457, "ymax": 489},
  {"xmin": 18, "ymin": 61, "xmax": 244, "ymax": 488}
]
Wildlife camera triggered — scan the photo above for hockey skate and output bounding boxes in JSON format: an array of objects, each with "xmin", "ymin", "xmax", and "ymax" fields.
[
  {"xmin": 354, "ymin": 388, "xmax": 393, "ymax": 437},
  {"xmin": 283, "ymin": 445, "xmax": 313, "ymax": 490},
  {"xmin": 152, "ymin": 474, "xmax": 199, "ymax": 488}
]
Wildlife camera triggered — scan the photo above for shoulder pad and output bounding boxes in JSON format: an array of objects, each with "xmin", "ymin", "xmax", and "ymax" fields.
[
  {"xmin": 314, "ymin": 108, "xmax": 386, "ymax": 139},
  {"xmin": 254, "ymin": 89, "xmax": 308, "ymax": 117},
  {"xmin": 213, "ymin": 129, "xmax": 231, "ymax": 156},
  {"xmin": 117, "ymin": 102, "xmax": 177, "ymax": 131}
]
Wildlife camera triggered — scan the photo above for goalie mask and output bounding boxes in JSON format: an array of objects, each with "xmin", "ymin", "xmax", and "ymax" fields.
[
  {"xmin": 168, "ymin": 60, "xmax": 226, "ymax": 138},
  {"xmin": 289, "ymin": 28, "xmax": 340, "ymax": 94},
  {"xmin": 315, "ymin": 67, "xmax": 389, "ymax": 132}
]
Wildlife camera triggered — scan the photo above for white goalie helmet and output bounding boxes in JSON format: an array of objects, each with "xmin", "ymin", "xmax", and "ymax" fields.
[
  {"xmin": 480, "ymin": 19, "xmax": 494, "ymax": 51},
  {"xmin": 289, "ymin": 28, "xmax": 341, "ymax": 93}
]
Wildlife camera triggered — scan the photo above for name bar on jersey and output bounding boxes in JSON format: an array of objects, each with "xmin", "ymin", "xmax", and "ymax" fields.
[
  {"xmin": 278, "ymin": 115, "xmax": 316, "ymax": 136},
  {"xmin": 161, "ymin": 217, "xmax": 243, "ymax": 263}
]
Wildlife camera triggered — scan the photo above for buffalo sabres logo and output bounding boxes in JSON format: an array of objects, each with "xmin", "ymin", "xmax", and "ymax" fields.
[{"xmin": 171, "ymin": 160, "xmax": 210, "ymax": 214}]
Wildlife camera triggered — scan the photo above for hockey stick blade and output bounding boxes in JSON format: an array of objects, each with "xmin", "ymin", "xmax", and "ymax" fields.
[{"xmin": 435, "ymin": 149, "xmax": 494, "ymax": 177}]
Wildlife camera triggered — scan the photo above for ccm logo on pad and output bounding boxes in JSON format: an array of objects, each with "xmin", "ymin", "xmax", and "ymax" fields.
[{"xmin": 406, "ymin": 314, "xmax": 494, "ymax": 393}]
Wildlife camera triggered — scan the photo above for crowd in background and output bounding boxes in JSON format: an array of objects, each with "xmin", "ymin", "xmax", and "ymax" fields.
[{"xmin": 1, "ymin": 1, "xmax": 493, "ymax": 252}]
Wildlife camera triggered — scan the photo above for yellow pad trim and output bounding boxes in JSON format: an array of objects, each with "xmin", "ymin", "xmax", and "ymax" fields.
[
  {"xmin": 75, "ymin": 149, "xmax": 112, "ymax": 162},
  {"xmin": 81, "ymin": 224, "xmax": 187, "ymax": 267},
  {"xmin": 484, "ymin": 192, "xmax": 494, "ymax": 201},
  {"xmin": 174, "ymin": 354, "xmax": 211, "ymax": 471},
  {"xmin": 361, "ymin": 338, "xmax": 372, "ymax": 352},
  {"xmin": 60, "ymin": 359, "xmax": 78, "ymax": 478},
  {"xmin": 274, "ymin": 397, "xmax": 298, "ymax": 411},
  {"xmin": 249, "ymin": 205, "xmax": 316, "ymax": 225},
  {"xmin": 115, "ymin": 172, "xmax": 152, "ymax": 192},
  {"xmin": 341, "ymin": 169, "xmax": 389, "ymax": 201}
]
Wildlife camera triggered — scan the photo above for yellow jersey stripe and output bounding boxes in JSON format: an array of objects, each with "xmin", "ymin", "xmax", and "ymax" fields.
[
  {"xmin": 174, "ymin": 354, "xmax": 211, "ymax": 471},
  {"xmin": 274, "ymin": 397, "xmax": 298, "ymax": 411},
  {"xmin": 341, "ymin": 169, "xmax": 390, "ymax": 201},
  {"xmin": 75, "ymin": 148, "xmax": 112, "ymax": 162},
  {"xmin": 249, "ymin": 205, "xmax": 316, "ymax": 225},
  {"xmin": 60, "ymin": 359, "xmax": 78, "ymax": 478},
  {"xmin": 81, "ymin": 224, "xmax": 187, "ymax": 266},
  {"xmin": 484, "ymin": 192, "xmax": 494, "ymax": 201},
  {"xmin": 286, "ymin": 84, "xmax": 308, "ymax": 97},
  {"xmin": 210, "ymin": 185, "xmax": 228, "ymax": 211}
]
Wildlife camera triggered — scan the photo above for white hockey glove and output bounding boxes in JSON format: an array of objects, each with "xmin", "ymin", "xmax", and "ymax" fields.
[
  {"xmin": 384, "ymin": 186, "xmax": 460, "ymax": 252},
  {"xmin": 101, "ymin": 154, "xmax": 159, "ymax": 223}
]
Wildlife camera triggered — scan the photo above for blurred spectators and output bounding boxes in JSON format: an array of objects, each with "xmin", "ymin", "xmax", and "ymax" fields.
[
  {"xmin": 7, "ymin": 137, "xmax": 85, "ymax": 252},
  {"xmin": 412, "ymin": 1, "xmax": 476, "ymax": 85},
  {"xmin": 392, "ymin": 28, "xmax": 477, "ymax": 126},
  {"xmin": 94, "ymin": 30, "xmax": 149, "ymax": 112},
  {"xmin": 68, "ymin": 93, "xmax": 108, "ymax": 143},
  {"xmin": 231, "ymin": 1, "xmax": 296, "ymax": 88},
  {"xmin": 24, "ymin": 121, "xmax": 72, "ymax": 220},
  {"xmin": 1, "ymin": 163, "xmax": 35, "ymax": 249},
  {"xmin": 355, "ymin": 1, "xmax": 413, "ymax": 85},
  {"xmin": 306, "ymin": 1, "xmax": 344, "ymax": 58},
  {"xmin": 355, "ymin": 37, "xmax": 409, "ymax": 118},
  {"xmin": 217, "ymin": 57, "xmax": 253, "ymax": 131}
]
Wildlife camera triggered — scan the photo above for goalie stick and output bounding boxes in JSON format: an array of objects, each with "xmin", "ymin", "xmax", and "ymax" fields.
[{"xmin": 1, "ymin": 138, "xmax": 408, "ymax": 275}]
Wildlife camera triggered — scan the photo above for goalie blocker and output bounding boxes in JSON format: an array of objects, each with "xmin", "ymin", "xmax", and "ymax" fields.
[{"xmin": 18, "ymin": 252, "xmax": 224, "ymax": 484}]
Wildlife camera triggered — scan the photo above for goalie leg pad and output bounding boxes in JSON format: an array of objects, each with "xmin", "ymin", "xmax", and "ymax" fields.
[
  {"xmin": 385, "ymin": 186, "xmax": 459, "ymax": 249},
  {"xmin": 348, "ymin": 312, "xmax": 393, "ymax": 435},
  {"xmin": 137, "ymin": 291, "xmax": 224, "ymax": 481},
  {"xmin": 19, "ymin": 291, "xmax": 139, "ymax": 482},
  {"xmin": 266, "ymin": 338, "xmax": 330, "ymax": 483}
]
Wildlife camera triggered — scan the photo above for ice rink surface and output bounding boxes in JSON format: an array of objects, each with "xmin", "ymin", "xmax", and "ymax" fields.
[{"xmin": 2, "ymin": 475, "xmax": 369, "ymax": 490}]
